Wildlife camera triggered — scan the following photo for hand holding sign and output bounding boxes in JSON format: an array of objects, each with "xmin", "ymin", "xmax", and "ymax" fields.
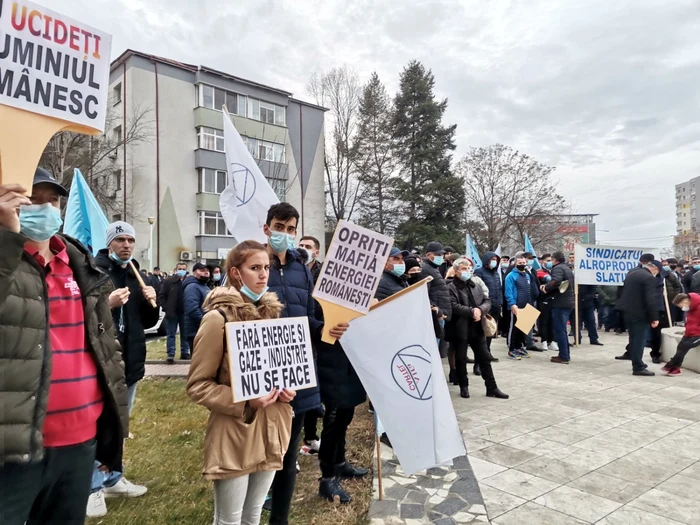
[
  {"xmin": 0, "ymin": 1, "xmax": 112, "ymax": 191},
  {"xmin": 313, "ymin": 221, "xmax": 393, "ymax": 343},
  {"xmin": 0, "ymin": 183, "xmax": 31, "ymax": 232}
]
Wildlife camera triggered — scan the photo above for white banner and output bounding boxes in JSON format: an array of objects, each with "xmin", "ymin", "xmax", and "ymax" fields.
[
  {"xmin": 220, "ymin": 107, "xmax": 280, "ymax": 244},
  {"xmin": 0, "ymin": 0, "xmax": 112, "ymax": 131},
  {"xmin": 226, "ymin": 316, "xmax": 315, "ymax": 402},
  {"xmin": 313, "ymin": 220, "xmax": 392, "ymax": 313},
  {"xmin": 341, "ymin": 283, "xmax": 465, "ymax": 475},
  {"xmin": 574, "ymin": 244, "xmax": 658, "ymax": 286}
]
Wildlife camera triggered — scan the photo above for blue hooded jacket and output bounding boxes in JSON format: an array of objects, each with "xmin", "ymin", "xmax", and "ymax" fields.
[
  {"xmin": 505, "ymin": 268, "xmax": 539, "ymax": 308},
  {"xmin": 475, "ymin": 251, "xmax": 503, "ymax": 308},
  {"xmin": 182, "ymin": 275, "xmax": 211, "ymax": 338},
  {"xmin": 268, "ymin": 248, "xmax": 323, "ymax": 414}
]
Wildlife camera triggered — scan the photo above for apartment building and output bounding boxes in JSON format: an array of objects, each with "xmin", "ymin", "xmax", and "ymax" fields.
[
  {"xmin": 107, "ymin": 49, "xmax": 326, "ymax": 271},
  {"xmin": 674, "ymin": 176, "xmax": 700, "ymax": 257}
]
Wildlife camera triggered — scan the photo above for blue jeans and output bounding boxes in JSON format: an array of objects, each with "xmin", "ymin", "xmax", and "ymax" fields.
[
  {"xmin": 91, "ymin": 383, "xmax": 137, "ymax": 492},
  {"xmin": 628, "ymin": 320, "xmax": 649, "ymax": 372},
  {"xmin": 166, "ymin": 315, "xmax": 189, "ymax": 358},
  {"xmin": 552, "ymin": 308, "xmax": 573, "ymax": 360},
  {"xmin": 598, "ymin": 305, "xmax": 612, "ymax": 328}
]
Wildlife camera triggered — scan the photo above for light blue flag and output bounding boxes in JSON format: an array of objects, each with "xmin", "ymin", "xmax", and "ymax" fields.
[
  {"xmin": 465, "ymin": 234, "xmax": 482, "ymax": 269},
  {"xmin": 524, "ymin": 234, "xmax": 541, "ymax": 270},
  {"xmin": 64, "ymin": 169, "xmax": 109, "ymax": 255}
]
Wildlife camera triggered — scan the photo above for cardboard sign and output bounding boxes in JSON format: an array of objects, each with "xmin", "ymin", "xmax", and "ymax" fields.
[
  {"xmin": 515, "ymin": 304, "xmax": 540, "ymax": 335},
  {"xmin": 314, "ymin": 220, "xmax": 392, "ymax": 313},
  {"xmin": 226, "ymin": 316, "xmax": 316, "ymax": 402},
  {"xmin": 0, "ymin": 0, "xmax": 112, "ymax": 130},
  {"xmin": 574, "ymin": 244, "xmax": 657, "ymax": 286}
]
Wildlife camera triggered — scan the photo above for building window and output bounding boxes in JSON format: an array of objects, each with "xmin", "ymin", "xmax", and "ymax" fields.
[
  {"xmin": 242, "ymin": 137, "xmax": 285, "ymax": 163},
  {"xmin": 197, "ymin": 127, "xmax": 225, "ymax": 152},
  {"xmin": 260, "ymin": 101, "xmax": 275, "ymax": 124},
  {"xmin": 275, "ymin": 105, "xmax": 286, "ymax": 126},
  {"xmin": 113, "ymin": 170, "xmax": 122, "ymax": 191},
  {"xmin": 198, "ymin": 211, "xmax": 231, "ymax": 236},
  {"xmin": 198, "ymin": 84, "xmax": 244, "ymax": 115},
  {"xmin": 113, "ymin": 125, "xmax": 122, "ymax": 144},
  {"xmin": 199, "ymin": 168, "xmax": 228, "ymax": 194},
  {"xmin": 113, "ymin": 83, "xmax": 122, "ymax": 105},
  {"xmin": 202, "ymin": 85, "xmax": 214, "ymax": 109},
  {"xmin": 247, "ymin": 98, "xmax": 260, "ymax": 121},
  {"xmin": 268, "ymin": 178, "xmax": 286, "ymax": 201}
]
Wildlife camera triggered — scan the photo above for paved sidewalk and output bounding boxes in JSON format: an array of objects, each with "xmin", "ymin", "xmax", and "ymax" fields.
[
  {"xmin": 144, "ymin": 362, "xmax": 189, "ymax": 377},
  {"xmin": 458, "ymin": 331, "xmax": 700, "ymax": 525}
]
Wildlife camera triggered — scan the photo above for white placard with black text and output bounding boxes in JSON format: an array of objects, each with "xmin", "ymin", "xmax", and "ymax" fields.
[{"xmin": 574, "ymin": 244, "xmax": 658, "ymax": 286}]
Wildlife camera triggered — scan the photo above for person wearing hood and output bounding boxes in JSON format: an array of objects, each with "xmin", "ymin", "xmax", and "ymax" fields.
[
  {"xmin": 90, "ymin": 221, "xmax": 158, "ymax": 516},
  {"xmin": 186, "ymin": 240, "xmax": 296, "ymax": 525},
  {"xmin": 405, "ymin": 255, "xmax": 423, "ymax": 285},
  {"xmin": 183, "ymin": 262, "xmax": 212, "ymax": 353},
  {"xmin": 0, "ymin": 172, "xmax": 128, "ymax": 524},
  {"xmin": 158, "ymin": 261, "xmax": 191, "ymax": 362},
  {"xmin": 446, "ymin": 257, "xmax": 509, "ymax": 400},
  {"xmin": 475, "ymin": 250, "xmax": 504, "ymax": 358},
  {"xmin": 505, "ymin": 255, "xmax": 538, "ymax": 359},
  {"xmin": 260, "ymin": 203, "xmax": 351, "ymax": 522}
]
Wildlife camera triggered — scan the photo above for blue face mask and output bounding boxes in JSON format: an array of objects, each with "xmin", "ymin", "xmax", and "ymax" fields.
[
  {"xmin": 433, "ymin": 256, "xmax": 444, "ymax": 266},
  {"xmin": 213, "ymin": 274, "xmax": 222, "ymax": 282},
  {"xmin": 269, "ymin": 231, "xmax": 295, "ymax": 254},
  {"xmin": 176, "ymin": 269, "xmax": 187, "ymax": 278},
  {"xmin": 545, "ymin": 261, "xmax": 553, "ymax": 269},
  {"xmin": 460, "ymin": 271, "xmax": 472, "ymax": 282},
  {"xmin": 662, "ymin": 266, "xmax": 671, "ymax": 273},
  {"xmin": 109, "ymin": 251, "xmax": 133, "ymax": 265},
  {"xmin": 683, "ymin": 306, "xmax": 690, "ymax": 312},
  {"xmin": 489, "ymin": 260, "xmax": 498, "ymax": 270},
  {"xmin": 693, "ymin": 265, "xmax": 700, "ymax": 271},
  {"xmin": 241, "ymin": 284, "xmax": 269, "ymax": 303},
  {"xmin": 390, "ymin": 263, "xmax": 406, "ymax": 277},
  {"xmin": 19, "ymin": 203, "xmax": 63, "ymax": 242},
  {"xmin": 527, "ymin": 260, "xmax": 535, "ymax": 267}
]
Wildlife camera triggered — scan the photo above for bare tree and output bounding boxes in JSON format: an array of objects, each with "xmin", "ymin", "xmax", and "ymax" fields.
[
  {"xmin": 308, "ymin": 65, "xmax": 362, "ymax": 224},
  {"xmin": 457, "ymin": 144, "xmax": 566, "ymax": 252},
  {"xmin": 40, "ymin": 105, "xmax": 153, "ymax": 218}
]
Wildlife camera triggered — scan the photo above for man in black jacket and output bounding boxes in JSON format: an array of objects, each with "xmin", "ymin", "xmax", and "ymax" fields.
[
  {"xmin": 576, "ymin": 285, "xmax": 603, "ymax": 346},
  {"xmin": 616, "ymin": 260, "xmax": 661, "ymax": 376},
  {"xmin": 422, "ymin": 241, "xmax": 452, "ymax": 323},
  {"xmin": 683, "ymin": 256, "xmax": 700, "ymax": 292},
  {"xmin": 90, "ymin": 221, "xmax": 159, "ymax": 515},
  {"xmin": 158, "ymin": 262, "xmax": 190, "ymax": 362},
  {"xmin": 376, "ymin": 247, "xmax": 409, "ymax": 300},
  {"xmin": 543, "ymin": 252, "xmax": 575, "ymax": 364}
]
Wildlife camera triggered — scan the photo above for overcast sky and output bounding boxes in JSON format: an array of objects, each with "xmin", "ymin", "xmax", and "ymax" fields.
[{"xmin": 53, "ymin": 0, "xmax": 700, "ymax": 249}]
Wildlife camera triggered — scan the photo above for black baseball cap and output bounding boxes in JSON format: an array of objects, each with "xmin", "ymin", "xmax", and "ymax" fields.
[
  {"xmin": 192, "ymin": 262, "xmax": 208, "ymax": 271},
  {"xmin": 33, "ymin": 167, "xmax": 68, "ymax": 197},
  {"xmin": 425, "ymin": 241, "xmax": 446, "ymax": 255},
  {"xmin": 389, "ymin": 246, "xmax": 410, "ymax": 258},
  {"xmin": 443, "ymin": 245, "xmax": 455, "ymax": 253}
]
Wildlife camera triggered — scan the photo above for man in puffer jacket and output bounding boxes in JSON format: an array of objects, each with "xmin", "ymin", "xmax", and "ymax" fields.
[
  {"xmin": 262, "ymin": 203, "xmax": 349, "ymax": 524},
  {"xmin": 475, "ymin": 250, "xmax": 503, "ymax": 356},
  {"xmin": 182, "ymin": 262, "xmax": 212, "ymax": 353},
  {"xmin": 0, "ymin": 172, "xmax": 127, "ymax": 524}
]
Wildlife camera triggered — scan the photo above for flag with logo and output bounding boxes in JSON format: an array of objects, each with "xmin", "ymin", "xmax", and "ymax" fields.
[
  {"xmin": 220, "ymin": 107, "xmax": 280, "ymax": 244},
  {"xmin": 341, "ymin": 282, "xmax": 465, "ymax": 474},
  {"xmin": 465, "ymin": 234, "xmax": 482, "ymax": 269},
  {"xmin": 63, "ymin": 168, "xmax": 109, "ymax": 254},
  {"xmin": 524, "ymin": 234, "xmax": 541, "ymax": 270}
]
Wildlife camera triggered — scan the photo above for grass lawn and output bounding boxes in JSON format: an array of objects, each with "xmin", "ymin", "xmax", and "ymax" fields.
[{"xmin": 90, "ymin": 344, "xmax": 374, "ymax": 524}]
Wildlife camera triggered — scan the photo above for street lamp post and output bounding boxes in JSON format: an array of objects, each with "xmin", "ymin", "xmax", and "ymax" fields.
[{"xmin": 147, "ymin": 217, "xmax": 155, "ymax": 270}]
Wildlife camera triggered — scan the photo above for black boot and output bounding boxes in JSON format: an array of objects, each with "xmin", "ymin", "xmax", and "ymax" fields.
[
  {"xmin": 460, "ymin": 386, "xmax": 470, "ymax": 398},
  {"xmin": 449, "ymin": 369, "xmax": 458, "ymax": 385},
  {"xmin": 473, "ymin": 363, "xmax": 482, "ymax": 376},
  {"xmin": 488, "ymin": 352, "xmax": 499, "ymax": 362},
  {"xmin": 339, "ymin": 462, "xmax": 369, "ymax": 478},
  {"xmin": 319, "ymin": 478, "xmax": 352, "ymax": 504},
  {"xmin": 487, "ymin": 388, "xmax": 509, "ymax": 399}
]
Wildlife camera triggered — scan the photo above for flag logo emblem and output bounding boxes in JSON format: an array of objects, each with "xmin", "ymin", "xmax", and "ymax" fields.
[
  {"xmin": 230, "ymin": 163, "xmax": 257, "ymax": 207},
  {"xmin": 391, "ymin": 345, "xmax": 433, "ymax": 400}
]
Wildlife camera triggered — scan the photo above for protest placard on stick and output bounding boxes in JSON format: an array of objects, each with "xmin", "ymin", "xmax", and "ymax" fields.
[
  {"xmin": 226, "ymin": 317, "xmax": 316, "ymax": 403},
  {"xmin": 574, "ymin": 244, "xmax": 658, "ymax": 286},
  {"xmin": 0, "ymin": 0, "xmax": 112, "ymax": 189},
  {"xmin": 313, "ymin": 220, "xmax": 393, "ymax": 343}
]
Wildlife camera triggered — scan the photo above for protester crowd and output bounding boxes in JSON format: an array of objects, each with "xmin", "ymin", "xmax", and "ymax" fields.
[{"xmin": 2, "ymin": 169, "xmax": 700, "ymax": 525}]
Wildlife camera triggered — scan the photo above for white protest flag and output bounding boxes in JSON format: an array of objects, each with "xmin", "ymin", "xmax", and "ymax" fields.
[
  {"xmin": 341, "ymin": 283, "xmax": 465, "ymax": 475},
  {"xmin": 495, "ymin": 243, "xmax": 502, "ymax": 256},
  {"xmin": 220, "ymin": 107, "xmax": 279, "ymax": 244}
]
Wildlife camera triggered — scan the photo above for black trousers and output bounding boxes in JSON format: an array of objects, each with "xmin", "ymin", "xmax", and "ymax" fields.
[
  {"xmin": 539, "ymin": 301, "xmax": 554, "ymax": 344},
  {"xmin": 0, "ymin": 439, "xmax": 96, "ymax": 525},
  {"xmin": 498, "ymin": 304, "xmax": 510, "ymax": 336},
  {"xmin": 486, "ymin": 307, "xmax": 502, "ymax": 351},
  {"xmin": 668, "ymin": 336, "xmax": 700, "ymax": 368},
  {"xmin": 318, "ymin": 406, "xmax": 355, "ymax": 478},
  {"xmin": 508, "ymin": 311, "xmax": 526, "ymax": 351},
  {"xmin": 269, "ymin": 412, "xmax": 305, "ymax": 525},
  {"xmin": 187, "ymin": 337, "xmax": 195, "ymax": 357},
  {"xmin": 650, "ymin": 311, "xmax": 669, "ymax": 359},
  {"xmin": 303, "ymin": 409, "xmax": 320, "ymax": 442},
  {"xmin": 453, "ymin": 336, "xmax": 497, "ymax": 391}
]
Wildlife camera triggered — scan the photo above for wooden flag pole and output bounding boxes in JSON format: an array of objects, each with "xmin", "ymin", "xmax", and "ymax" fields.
[
  {"xmin": 663, "ymin": 279, "xmax": 672, "ymax": 327},
  {"xmin": 574, "ymin": 283, "xmax": 580, "ymax": 347},
  {"xmin": 376, "ymin": 434, "xmax": 384, "ymax": 501},
  {"xmin": 128, "ymin": 261, "xmax": 157, "ymax": 308}
]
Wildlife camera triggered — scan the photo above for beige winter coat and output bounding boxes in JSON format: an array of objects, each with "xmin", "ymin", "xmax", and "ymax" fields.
[{"xmin": 186, "ymin": 286, "xmax": 293, "ymax": 480}]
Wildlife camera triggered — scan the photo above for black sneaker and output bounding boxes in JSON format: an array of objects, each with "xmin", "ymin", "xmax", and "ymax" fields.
[
  {"xmin": 319, "ymin": 478, "xmax": 352, "ymax": 504},
  {"xmin": 340, "ymin": 462, "xmax": 369, "ymax": 478},
  {"xmin": 166, "ymin": 357, "xmax": 175, "ymax": 364},
  {"xmin": 633, "ymin": 369, "xmax": 656, "ymax": 377},
  {"xmin": 651, "ymin": 356, "xmax": 662, "ymax": 364},
  {"xmin": 180, "ymin": 354, "xmax": 191, "ymax": 360}
]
